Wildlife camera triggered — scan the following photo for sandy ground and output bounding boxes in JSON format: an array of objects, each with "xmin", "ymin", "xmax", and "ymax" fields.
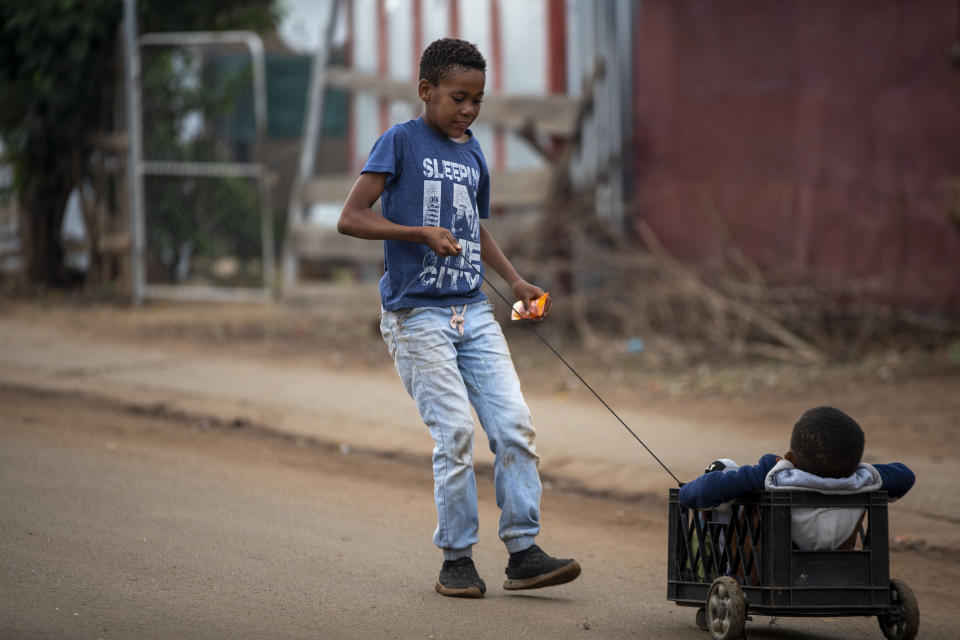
[
  {"xmin": 2, "ymin": 385, "xmax": 958, "ymax": 639},
  {"xmin": 1, "ymin": 287, "xmax": 959, "ymax": 638}
]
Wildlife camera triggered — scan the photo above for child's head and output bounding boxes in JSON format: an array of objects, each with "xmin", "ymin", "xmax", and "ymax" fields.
[
  {"xmin": 787, "ymin": 406, "xmax": 865, "ymax": 478},
  {"xmin": 418, "ymin": 38, "xmax": 486, "ymax": 141},
  {"xmin": 419, "ymin": 38, "xmax": 486, "ymax": 86}
]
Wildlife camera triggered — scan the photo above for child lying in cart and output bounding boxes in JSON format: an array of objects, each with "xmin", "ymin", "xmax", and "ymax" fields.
[{"xmin": 678, "ymin": 406, "xmax": 915, "ymax": 551}]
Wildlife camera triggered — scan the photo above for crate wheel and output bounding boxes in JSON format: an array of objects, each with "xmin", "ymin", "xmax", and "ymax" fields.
[
  {"xmin": 878, "ymin": 578, "xmax": 919, "ymax": 640},
  {"xmin": 705, "ymin": 576, "xmax": 746, "ymax": 640},
  {"xmin": 695, "ymin": 607, "xmax": 708, "ymax": 631}
]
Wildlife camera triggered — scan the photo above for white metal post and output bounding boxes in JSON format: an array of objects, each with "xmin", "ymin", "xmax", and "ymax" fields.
[
  {"xmin": 281, "ymin": 0, "xmax": 342, "ymax": 294},
  {"xmin": 123, "ymin": 0, "xmax": 146, "ymax": 304},
  {"xmin": 136, "ymin": 31, "xmax": 274, "ymax": 303}
]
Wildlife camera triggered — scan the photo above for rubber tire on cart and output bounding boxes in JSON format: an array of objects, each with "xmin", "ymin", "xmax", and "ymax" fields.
[
  {"xmin": 695, "ymin": 607, "xmax": 708, "ymax": 631},
  {"xmin": 705, "ymin": 576, "xmax": 746, "ymax": 640},
  {"xmin": 878, "ymin": 578, "xmax": 920, "ymax": 640}
]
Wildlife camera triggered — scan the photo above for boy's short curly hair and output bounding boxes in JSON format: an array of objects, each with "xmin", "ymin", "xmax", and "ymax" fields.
[
  {"xmin": 419, "ymin": 38, "xmax": 486, "ymax": 85},
  {"xmin": 790, "ymin": 406, "xmax": 865, "ymax": 478}
]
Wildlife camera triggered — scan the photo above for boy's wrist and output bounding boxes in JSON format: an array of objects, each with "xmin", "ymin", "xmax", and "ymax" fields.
[{"xmin": 407, "ymin": 225, "xmax": 436, "ymax": 246}]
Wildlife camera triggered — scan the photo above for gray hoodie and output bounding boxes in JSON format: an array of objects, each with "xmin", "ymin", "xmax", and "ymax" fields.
[{"xmin": 764, "ymin": 459, "xmax": 883, "ymax": 550}]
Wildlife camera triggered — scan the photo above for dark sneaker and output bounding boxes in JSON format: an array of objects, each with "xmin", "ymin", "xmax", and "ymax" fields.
[
  {"xmin": 503, "ymin": 545, "xmax": 581, "ymax": 590},
  {"xmin": 435, "ymin": 557, "xmax": 486, "ymax": 598}
]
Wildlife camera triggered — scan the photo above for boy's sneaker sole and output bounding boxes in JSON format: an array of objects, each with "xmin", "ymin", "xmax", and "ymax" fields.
[
  {"xmin": 434, "ymin": 581, "xmax": 485, "ymax": 598},
  {"xmin": 502, "ymin": 559, "xmax": 581, "ymax": 590}
]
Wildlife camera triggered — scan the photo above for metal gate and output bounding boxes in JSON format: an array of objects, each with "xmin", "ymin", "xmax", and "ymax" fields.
[{"xmin": 132, "ymin": 31, "xmax": 274, "ymax": 302}]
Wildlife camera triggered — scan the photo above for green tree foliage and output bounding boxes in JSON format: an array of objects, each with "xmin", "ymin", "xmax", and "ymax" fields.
[
  {"xmin": 0, "ymin": 0, "xmax": 122, "ymax": 284},
  {"xmin": 0, "ymin": 0, "xmax": 281, "ymax": 286}
]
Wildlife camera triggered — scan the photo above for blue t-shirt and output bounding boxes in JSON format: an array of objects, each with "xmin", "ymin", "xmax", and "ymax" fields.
[{"xmin": 363, "ymin": 118, "xmax": 490, "ymax": 311}]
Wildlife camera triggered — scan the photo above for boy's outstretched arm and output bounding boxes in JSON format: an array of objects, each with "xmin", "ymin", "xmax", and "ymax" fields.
[
  {"xmin": 338, "ymin": 172, "xmax": 461, "ymax": 257},
  {"xmin": 873, "ymin": 462, "xmax": 915, "ymax": 500},
  {"xmin": 678, "ymin": 454, "xmax": 780, "ymax": 508},
  {"xmin": 478, "ymin": 224, "xmax": 552, "ymax": 319}
]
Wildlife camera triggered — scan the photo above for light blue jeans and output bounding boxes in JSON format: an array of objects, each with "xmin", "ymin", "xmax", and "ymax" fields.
[{"xmin": 380, "ymin": 299, "xmax": 541, "ymax": 560}]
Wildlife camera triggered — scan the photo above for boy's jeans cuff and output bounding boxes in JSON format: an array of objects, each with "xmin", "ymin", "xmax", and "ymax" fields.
[
  {"xmin": 504, "ymin": 535, "xmax": 536, "ymax": 554},
  {"xmin": 442, "ymin": 547, "xmax": 473, "ymax": 561}
]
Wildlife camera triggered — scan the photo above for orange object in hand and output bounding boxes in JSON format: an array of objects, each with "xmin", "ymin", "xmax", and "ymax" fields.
[{"xmin": 511, "ymin": 292, "xmax": 549, "ymax": 321}]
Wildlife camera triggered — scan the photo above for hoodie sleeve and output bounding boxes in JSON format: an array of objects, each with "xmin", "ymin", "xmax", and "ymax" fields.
[
  {"xmin": 873, "ymin": 463, "xmax": 915, "ymax": 500},
  {"xmin": 678, "ymin": 454, "xmax": 780, "ymax": 508}
]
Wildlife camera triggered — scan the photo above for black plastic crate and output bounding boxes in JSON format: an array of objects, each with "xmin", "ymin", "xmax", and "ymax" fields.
[{"xmin": 666, "ymin": 488, "xmax": 919, "ymax": 639}]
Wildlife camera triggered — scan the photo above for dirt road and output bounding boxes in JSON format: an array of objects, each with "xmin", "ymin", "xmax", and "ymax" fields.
[{"xmin": 1, "ymin": 385, "xmax": 956, "ymax": 639}]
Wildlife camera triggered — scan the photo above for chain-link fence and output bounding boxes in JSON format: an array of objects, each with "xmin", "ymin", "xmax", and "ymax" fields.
[{"xmin": 136, "ymin": 32, "xmax": 274, "ymax": 301}]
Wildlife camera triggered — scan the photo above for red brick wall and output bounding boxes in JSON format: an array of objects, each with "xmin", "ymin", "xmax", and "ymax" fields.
[{"xmin": 632, "ymin": 0, "xmax": 960, "ymax": 312}]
